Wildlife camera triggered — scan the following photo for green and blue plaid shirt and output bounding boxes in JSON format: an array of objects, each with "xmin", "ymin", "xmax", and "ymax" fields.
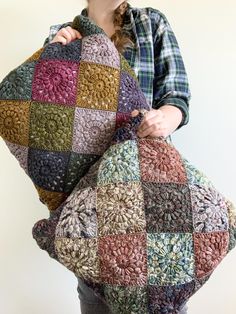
[{"xmin": 43, "ymin": 3, "xmax": 191, "ymax": 136}]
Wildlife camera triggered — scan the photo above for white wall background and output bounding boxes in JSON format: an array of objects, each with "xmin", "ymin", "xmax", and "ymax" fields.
[{"xmin": 0, "ymin": 0, "xmax": 235, "ymax": 313}]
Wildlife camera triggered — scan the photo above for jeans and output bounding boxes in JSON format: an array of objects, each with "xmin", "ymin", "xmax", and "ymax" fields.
[
  {"xmin": 77, "ymin": 277, "xmax": 111, "ymax": 314},
  {"xmin": 77, "ymin": 277, "xmax": 188, "ymax": 314}
]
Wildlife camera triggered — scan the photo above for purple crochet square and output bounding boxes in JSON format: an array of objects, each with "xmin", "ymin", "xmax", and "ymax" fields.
[
  {"xmin": 190, "ymin": 184, "xmax": 229, "ymax": 232},
  {"xmin": 28, "ymin": 148, "xmax": 70, "ymax": 192},
  {"xmin": 81, "ymin": 34, "xmax": 120, "ymax": 69},
  {"xmin": 32, "ymin": 59, "xmax": 78, "ymax": 106},
  {"xmin": 148, "ymin": 281, "xmax": 195, "ymax": 313},
  {"xmin": 118, "ymin": 72, "xmax": 149, "ymax": 112},
  {"xmin": 72, "ymin": 108, "xmax": 116, "ymax": 154}
]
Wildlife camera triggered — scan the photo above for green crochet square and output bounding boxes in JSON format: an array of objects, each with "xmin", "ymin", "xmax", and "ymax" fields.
[{"xmin": 29, "ymin": 101, "xmax": 75, "ymax": 151}]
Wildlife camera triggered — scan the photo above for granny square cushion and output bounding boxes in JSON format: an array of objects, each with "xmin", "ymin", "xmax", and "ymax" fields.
[
  {"xmin": 33, "ymin": 111, "xmax": 236, "ymax": 313},
  {"xmin": 1, "ymin": 13, "xmax": 236, "ymax": 314},
  {"xmin": 0, "ymin": 14, "xmax": 150, "ymax": 212}
]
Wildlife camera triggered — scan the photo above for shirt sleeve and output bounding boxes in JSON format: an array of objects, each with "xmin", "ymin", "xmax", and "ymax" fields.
[
  {"xmin": 151, "ymin": 10, "xmax": 191, "ymax": 130},
  {"xmin": 42, "ymin": 22, "xmax": 72, "ymax": 47}
]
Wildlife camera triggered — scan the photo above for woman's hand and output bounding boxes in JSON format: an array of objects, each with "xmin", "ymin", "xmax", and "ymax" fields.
[
  {"xmin": 131, "ymin": 105, "xmax": 183, "ymax": 138},
  {"xmin": 50, "ymin": 26, "xmax": 82, "ymax": 45}
]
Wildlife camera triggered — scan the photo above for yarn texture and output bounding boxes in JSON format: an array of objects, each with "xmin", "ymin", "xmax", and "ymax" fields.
[
  {"xmin": 39, "ymin": 111, "xmax": 236, "ymax": 313},
  {"xmin": 0, "ymin": 14, "xmax": 150, "ymax": 211},
  {"xmin": 0, "ymin": 13, "xmax": 236, "ymax": 314}
]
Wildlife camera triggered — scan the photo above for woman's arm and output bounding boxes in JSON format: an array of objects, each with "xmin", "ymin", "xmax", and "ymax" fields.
[{"xmin": 151, "ymin": 9, "xmax": 191, "ymax": 131}]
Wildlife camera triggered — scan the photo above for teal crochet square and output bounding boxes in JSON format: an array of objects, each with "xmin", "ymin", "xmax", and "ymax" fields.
[
  {"xmin": 97, "ymin": 139, "xmax": 141, "ymax": 186},
  {"xmin": 147, "ymin": 233, "xmax": 195, "ymax": 286}
]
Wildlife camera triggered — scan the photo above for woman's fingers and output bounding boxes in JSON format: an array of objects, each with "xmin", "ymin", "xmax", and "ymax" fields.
[
  {"xmin": 137, "ymin": 123, "xmax": 160, "ymax": 138},
  {"xmin": 139, "ymin": 114, "xmax": 163, "ymax": 132},
  {"xmin": 130, "ymin": 109, "xmax": 140, "ymax": 117},
  {"xmin": 52, "ymin": 35, "xmax": 67, "ymax": 45},
  {"xmin": 65, "ymin": 26, "xmax": 82, "ymax": 40},
  {"xmin": 130, "ymin": 109, "xmax": 164, "ymax": 137},
  {"xmin": 60, "ymin": 28, "xmax": 73, "ymax": 43},
  {"xmin": 64, "ymin": 26, "xmax": 77, "ymax": 40},
  {"xmin": 50, "ymin": 26, "xmax": 82, "ymax": 45},
  {"xmin": 138, "ymin": 109, "xmax": 164, "ymax": 129}
]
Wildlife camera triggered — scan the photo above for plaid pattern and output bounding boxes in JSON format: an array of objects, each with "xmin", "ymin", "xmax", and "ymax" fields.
[{"xmin": 43, "ymin": 3, "xmax": 191, "ymax": 135}]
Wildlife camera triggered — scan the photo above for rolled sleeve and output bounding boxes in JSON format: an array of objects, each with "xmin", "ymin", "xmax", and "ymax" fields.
[{"xmin": 152, "ymin": 11, "xmax": 191, "ymax": 130}]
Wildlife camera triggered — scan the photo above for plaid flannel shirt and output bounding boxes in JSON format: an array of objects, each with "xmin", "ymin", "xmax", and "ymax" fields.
[{"xmin": 43, "ymin": 3, "xmax": 191, "ymax": 137}]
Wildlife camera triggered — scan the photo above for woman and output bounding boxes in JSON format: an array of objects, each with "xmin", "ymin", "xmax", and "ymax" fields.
[{"xmin": 44, "ymin": 1, "xmax": 191, "ymax": 313}]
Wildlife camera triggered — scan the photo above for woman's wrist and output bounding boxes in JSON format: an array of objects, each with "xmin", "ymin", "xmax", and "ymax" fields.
[{"xmin": 158, "ymin": 104, "xmax": 183, "ymax": 132}]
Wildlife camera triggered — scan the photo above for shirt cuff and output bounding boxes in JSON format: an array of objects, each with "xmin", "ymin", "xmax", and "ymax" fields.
[{"xmin": 153, "ymin": 97, "xmax": 189, "ymax": 130}]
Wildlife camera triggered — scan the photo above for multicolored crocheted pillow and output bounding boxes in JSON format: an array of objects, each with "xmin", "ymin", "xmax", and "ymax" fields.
[
  {"xmin": 33, "ymin": 110, "xmax": 236, "ymax": 313},
  {"xmin": 0, "ymin": 14, "xmax": 150, "ymax": 211}
]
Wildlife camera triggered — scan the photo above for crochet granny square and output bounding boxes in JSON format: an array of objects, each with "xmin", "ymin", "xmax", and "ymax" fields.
[
  {"xmin": 0, "ymin": 14, "xmax": 150, "ymax": 211},
  {"xmin": 33, "ymin": 111, "xmax": 236, "ymax": 313}
]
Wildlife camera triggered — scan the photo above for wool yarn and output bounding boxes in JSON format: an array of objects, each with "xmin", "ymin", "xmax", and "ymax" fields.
[
  {"xmin": 1, "ymin": 14, "xmax": 236, "ymax": 314},
  {"xmin": 35, "ymin": 111, "xmax": 236, "ymax": 313},
  {"xmin": 0, "ymin": 14, "xmax": 149, "ymax": 212}
]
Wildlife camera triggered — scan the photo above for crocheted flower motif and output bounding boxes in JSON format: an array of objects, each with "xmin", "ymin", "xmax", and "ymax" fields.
[
  {"xmin": 72, "ymin": 108, "xmax": 116, "ymax": 154},
  {"xmin": 0, "ymin": 62, "xmax": 35, "ymax": 100},
  {"xmin": 97, "ymin": 140, "xmax": 140, "ymax": 186},
  {"xmin": 55, "ymin": 187, "xmax": 97, "ymax": 238},
  {"xmin": 76, "ymin": 61, "xmax": 119, "ymax": 111},
  {"xmin": 54, "ymin": 237, "xmax": 100, "ymax": 282},
  {"xmin": 99, "ymin": 232, "xmax": 147, "ymax": 285},
  {"xmin": 81, "ymin": 33, "xmax": 120, "ymax": 69},
  {"xmin": 149, "ymin": 281, "xmax": 195, "ymax": 314},
  {"xmin": 1, "ymin": 13, "xmax": 236, "ymax": 311},
  {"xmin": 40, "ymin": 40, "xmax": 82, "ymax": 62},
  {"xmin": 104, "ymin": 285, "xmax": 147, "ymax": 314},
  {"xmin": 147, "ymin": 233, "xmax": 195, "ymax": 286},
  {"xmin": 194, "ymin": 231, "xmax": 229, "ymax": 278},
  {"xmin": 28, "ymin": 148, "xmax": 70, "ymax": 192},
  {"xmin": 138, "ymin": 139, "xmax": 188, "ymax": 183},
  {"xmin": 29, "ymin": 102, "xmax": 74, "ymax": 151},
  {"xmin": 96, "ymin": 181, "xmax": 146, "ymax": 236},
  {"xmin": 190, "ymin": 184, "xmax": 229, "ymax": 232},
  {"xmin": 0, "ymin": 100, "xmax": 30, "ymax": 145},
  {"xmin": 142, "ymin": 182, "xmax": 193, "ymax": 233},
  {"xmin": 32, "ymin": 59, "xmax": 78, "ymax": 105},
  {"xmin": 118, "ymin": 72, "xmax": 149, "ymax": 112}
]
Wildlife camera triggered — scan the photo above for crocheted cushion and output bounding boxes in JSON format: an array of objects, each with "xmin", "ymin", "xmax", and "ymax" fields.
[
  {"xmin": 33, "ymin": 111, "xmax": 236, "ymax": 313},
  {"xmin": 0, "ymin": 14, "xmax": 150, "ymax": 211}
]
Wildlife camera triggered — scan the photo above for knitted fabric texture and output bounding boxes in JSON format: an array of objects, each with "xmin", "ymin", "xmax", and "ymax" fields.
[
  {"xmin": 33, "ymin": 111, "xmax": 236, "ymax": 313},
  {"xmin": 0, "ymin": 14, "xmax": 150, "ymax": 211}
]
